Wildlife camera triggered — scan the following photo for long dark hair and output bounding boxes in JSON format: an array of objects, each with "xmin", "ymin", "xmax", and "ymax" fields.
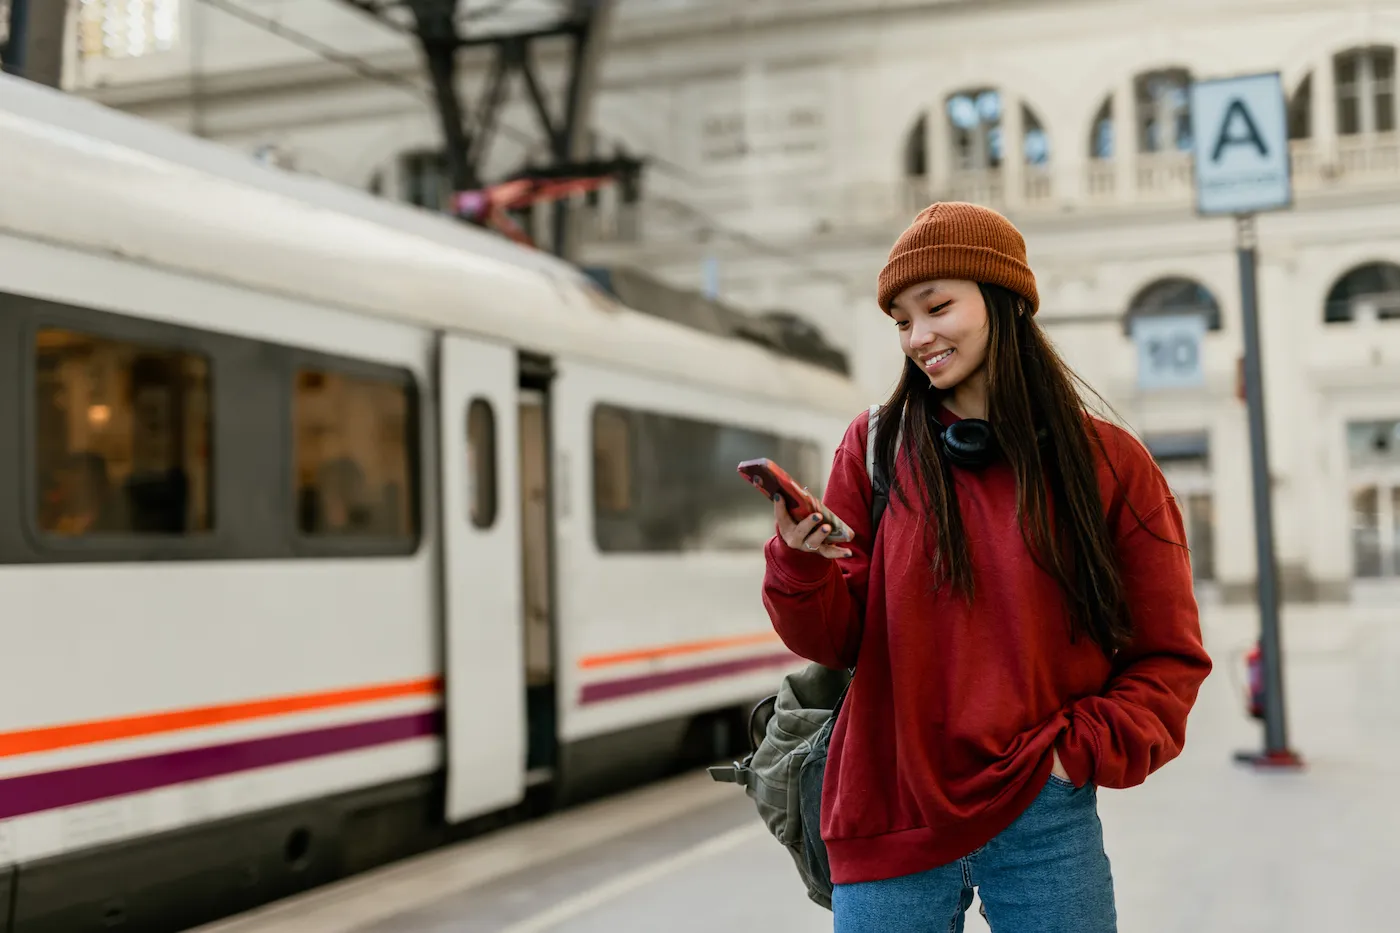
[{"xmin": 874, "ymin": 283, "xmax": 1136, "ymax": 656}]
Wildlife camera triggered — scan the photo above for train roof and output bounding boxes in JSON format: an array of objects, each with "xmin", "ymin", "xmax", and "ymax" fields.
[{"xmin": 0, "ymin": 75, "xmax": 862, "ymax": 415}]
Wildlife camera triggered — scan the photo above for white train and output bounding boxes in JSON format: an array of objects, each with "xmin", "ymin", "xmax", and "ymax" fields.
[{"xmin": 0, "ymin": 75, "xmax": 863, "ymax": 931}]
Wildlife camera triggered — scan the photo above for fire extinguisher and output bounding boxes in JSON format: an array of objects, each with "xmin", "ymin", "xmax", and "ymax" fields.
[{"xmin": 1244, "ymin": 642, "xmax": 1265, "ymax": 721}]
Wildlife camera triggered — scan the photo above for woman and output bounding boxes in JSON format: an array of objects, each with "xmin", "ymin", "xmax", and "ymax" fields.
[{"xmin": 762, "ymin": 202, "xmax": 1212, "ymax": 932}]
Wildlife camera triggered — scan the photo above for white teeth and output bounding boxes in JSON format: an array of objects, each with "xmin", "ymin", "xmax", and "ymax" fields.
[{"xmin": 925, "ymin": 349, "xmax": 954, "ymax": 368}]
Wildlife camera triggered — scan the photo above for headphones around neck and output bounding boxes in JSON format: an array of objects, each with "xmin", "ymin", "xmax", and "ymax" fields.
[
  {"xmin": 932, "ymin": 415, "xmax": 1051, "ymax": 471},
  {"xmin": 934, "ymin": 418, "xmax": 999, "ymax": 470}
]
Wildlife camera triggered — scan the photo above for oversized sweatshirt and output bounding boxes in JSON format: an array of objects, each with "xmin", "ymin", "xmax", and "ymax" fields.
[{"xmin": 762, "ymin": 408, "xmax": 1212, "ymax": 885}]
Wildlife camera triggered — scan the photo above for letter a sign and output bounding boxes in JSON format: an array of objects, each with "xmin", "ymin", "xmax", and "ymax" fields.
[{"xmin": 1190, "ymin": 72, "xmax": 1292, "ymax": 215}]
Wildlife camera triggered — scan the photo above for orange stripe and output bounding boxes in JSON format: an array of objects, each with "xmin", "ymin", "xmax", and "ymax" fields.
[
  {"xmin": 579, "ymin": 632, "xmax": 781, "ymax": 670},
  {"xmin": 0, "ymin": 676, "xmax": 442, "ymax": 759}
]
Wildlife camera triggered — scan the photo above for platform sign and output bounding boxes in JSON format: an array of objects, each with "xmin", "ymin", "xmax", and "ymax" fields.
[
  {"xmin": 1190, "ymin": 72, "xmax": 1292, "ymax": 216},
  {"xmin": 1189, "ymin": 75, "xmax": 1302, "ymax": 768},
  {"xmin": 1133, "ymin": 313, "xmax": 1205, "ymax": 391}
]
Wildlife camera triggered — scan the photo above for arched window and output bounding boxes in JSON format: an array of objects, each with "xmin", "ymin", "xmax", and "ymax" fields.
[
  {"xmin": 1136, "ymin": 68, "xmax": 1194, "ymax": 153},
  {"xmin": 1335, "ymin": 46, "xmax": 1397, "ymax": 135},
  {"xmin": 940, "ymin": 91, "xmax": 1052, "ymax": 170},
  {"xmin": 904, "ymin": 112, "xmax": 929, "ymax": 178},
  {"xmin": 1124, "ymin": 277, "xmax": 1222, "ymax": 335},
  {"xmin": 1324, "ymin": 262, "xmax": 1400, "ymax": 323},
  {"xmin": 1087, "ymin": 72, "xmax": 1194, "ymax": 159},
  {"xmin": 947, "ymin": 88, "xmax": 1004, "ymax": 170},
  {"xmin": 1289, "ymin": 73, "xmax": 1313, "ymax": 140},
  {"xmin": 1089, "ymin": 96, "xmax": 1114, "ymax": 160},
  {"xmin": 1024, "ymin": 108, "xmax": 1051, "ymax": 166}
]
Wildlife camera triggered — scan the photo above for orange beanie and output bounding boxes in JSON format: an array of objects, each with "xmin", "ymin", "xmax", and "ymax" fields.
[{"xmin": 877, "ymin": 202, "xmax": 1039, "ymax": 314}]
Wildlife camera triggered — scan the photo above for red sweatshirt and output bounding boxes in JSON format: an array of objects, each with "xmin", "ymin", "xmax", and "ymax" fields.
[{"xmin": 763, "ymin": 408, "xmax": 1212, "ymax": 885}]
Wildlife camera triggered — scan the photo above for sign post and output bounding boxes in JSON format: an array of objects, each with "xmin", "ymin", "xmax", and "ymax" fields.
[{"xmin": 1189, "ymin": 71, "xmax": 1304, "ymax": 769}]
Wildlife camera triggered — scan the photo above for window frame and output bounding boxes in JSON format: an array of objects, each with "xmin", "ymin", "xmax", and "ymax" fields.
[
  {"xmin": 466, "ymin": 396, "xmax": 498, "ymax": 530},
  {"xmin": 944, "ymin": 87, "xmax": 1004, "ymax": 171},
  {"xmin": 589, "ymin": 401, "xmax": 822, "ymax": 555},
  {"xmin": 0, "ymin": 290, "xmax": 427, "ymax": 565},
  {"xmin": 1334, "ymin": 46, "xmax": 1398, "ymax": 136},
  {"xmin": 591, "ymin": 403, "xmax": 634, "ymax": 517},
  {"xmin": 1123, "ymin": 277, "xmax": 1224, "ymax": 335},
  {"xmin": 1089, "ymin": 96, "xmax": 1114, "ymax": 160},
  {"xmin": 1323, "ymin": 261, "xmax": 1400, "ymax": 324},
  {"xmin": 1133, "ymin": 68, "xmax": 1195, "ymax": 154},
  {"xmin": 18, "ymin": 301, "xmax": 227, "ymax": 562},
  {"xmin": 287, "ymin": 348, "xmax": 423, "ymax": 558}
]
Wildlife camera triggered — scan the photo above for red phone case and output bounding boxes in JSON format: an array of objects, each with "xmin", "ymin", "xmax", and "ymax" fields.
[{"xmin": 737, "ymin": 458, "xmax": 853, "ymax": 544}]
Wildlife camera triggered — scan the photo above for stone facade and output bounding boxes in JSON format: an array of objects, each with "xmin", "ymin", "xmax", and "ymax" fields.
[{"xmin": 64, "ymin": 0, "xmax": 1400, "ymax": 602}]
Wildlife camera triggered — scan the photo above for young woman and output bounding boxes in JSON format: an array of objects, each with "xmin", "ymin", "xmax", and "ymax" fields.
[{"xmin": 762, "ymin": 202, "xmax": 1212, "ymax": 933}]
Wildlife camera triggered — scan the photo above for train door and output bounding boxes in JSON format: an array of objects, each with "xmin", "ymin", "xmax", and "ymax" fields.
[
  {"xmin": 437, "ymin": 334, "xmax": 525, "ymax": 822},
  {"xmin": 518, "ymin": 355, "xmax": 558, "ymax": 779}
]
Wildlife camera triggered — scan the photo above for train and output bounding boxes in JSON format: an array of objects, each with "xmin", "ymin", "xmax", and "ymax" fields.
[{"xmin": 0, "ymin": 75, "xmax": 864, "ymax": 931}]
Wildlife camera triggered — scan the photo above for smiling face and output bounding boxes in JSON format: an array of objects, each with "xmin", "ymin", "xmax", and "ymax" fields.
[{"xmin": 888, "ymin": 279, "xmax": 991, "ymax": 396}]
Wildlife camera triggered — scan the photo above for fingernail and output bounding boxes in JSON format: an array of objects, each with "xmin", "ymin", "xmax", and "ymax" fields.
[
  {"xmin": 773, "ymin": 494, "xmax": 781, "ymax": 502},
  {"xmin": 811, "ymin": 514, "xmax": 822, "ymax": 522},
  {"xmin": 821, "ymin": 525, "xmax": 831, "ymax": 534}
]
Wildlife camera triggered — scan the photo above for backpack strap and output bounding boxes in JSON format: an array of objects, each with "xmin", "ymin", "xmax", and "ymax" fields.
[
  {"xmin": 867, "ymin": 405, "xmax": 891, "ymax": 538},
  {"xmin": 866, "ymin": 404, "xmax": 879, "ymax": 482}
]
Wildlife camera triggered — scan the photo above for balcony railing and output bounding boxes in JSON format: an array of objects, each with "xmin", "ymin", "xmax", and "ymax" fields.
[
  {"xmin": 947, "ymin": 168, "xmax": 1005, "ymax": 206},
  {"xmin": 1306, "ymin": 132, "xmax": 1400, "ymax": 189},
  {"xmin": 1024, "ymin": 165, "xmax": 1054, "ymax": 204},
  {"xmin": 1085, "ymin": 161, "xmax": 1116, "ymax": 201},
  {"xmin": 1134, "ymin": 151, "xmax": 1194, "ymax": 202},
  {"xmin": 614, "ymin": 0, "xmax": 970, "ymax": 39},
  {"xmin": 577, "ymin": 133, "xmax": 1400, "ymax": 248}
]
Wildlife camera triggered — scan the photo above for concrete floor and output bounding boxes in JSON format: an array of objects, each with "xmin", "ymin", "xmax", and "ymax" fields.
[{"xmin": 193, "ymin": 599, "xmax": 1400, "ymax": 933}]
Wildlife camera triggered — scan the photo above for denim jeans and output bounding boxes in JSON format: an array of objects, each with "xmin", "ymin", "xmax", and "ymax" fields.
[{"xmin": 832, "ymin": 776, "xmax": 1117, "ymax": 933}]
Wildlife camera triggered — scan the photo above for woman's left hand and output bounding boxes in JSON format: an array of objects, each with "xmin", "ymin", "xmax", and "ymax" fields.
[{"xmin": 1051, "ymin": 748, "xmax": 1072, "ymax": 783}]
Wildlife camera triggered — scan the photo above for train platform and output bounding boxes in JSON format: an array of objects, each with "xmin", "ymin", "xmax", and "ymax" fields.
[{"xmin": 192, "ymin": 600, "xmax": 1400, "ymax": 933}]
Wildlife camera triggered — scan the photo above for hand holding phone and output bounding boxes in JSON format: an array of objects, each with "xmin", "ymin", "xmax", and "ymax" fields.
[
  {"xmin": 737, "ymin": 458, "xmax": 853, "ymax": 557},
  {"xmin": 770, "ymin": 498, "xmax": 854, "ymax": 559}
]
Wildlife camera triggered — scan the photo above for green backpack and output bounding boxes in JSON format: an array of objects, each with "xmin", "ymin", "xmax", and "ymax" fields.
[{"xmin": 709, "ymin": 405, "xmax": 891, "ymax": 910}]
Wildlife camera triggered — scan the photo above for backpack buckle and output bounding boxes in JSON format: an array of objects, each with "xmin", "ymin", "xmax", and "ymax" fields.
[{"xmin": 707, "ymin": 762, "xmax": 750, "ymax": 786}]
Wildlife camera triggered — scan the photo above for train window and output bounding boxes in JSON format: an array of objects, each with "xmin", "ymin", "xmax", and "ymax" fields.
[
  {"xmin": 466, "ymin": 398, "xmax": 497, "ymax": 529},
  {"xmin": 593, "ymin": 406, "xmax": 632, "ymax": 513},
  {"xmin": 34, "ymin": 329, "xmax": 213, "ymax": 536},
  {"xmin": 591, "ymin": 404, "xmax": 822, "ymax": 552},
  {"xmin": 294, "ymin": 368, "xmax": 415, "ymax": 539}
]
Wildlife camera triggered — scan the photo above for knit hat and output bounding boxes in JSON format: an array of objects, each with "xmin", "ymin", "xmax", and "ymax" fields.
[{"xmin": 877, "ymin": 202, "xmax": 1039, "ymax": 314}]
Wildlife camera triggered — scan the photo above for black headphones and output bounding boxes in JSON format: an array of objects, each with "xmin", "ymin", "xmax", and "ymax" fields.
[{"xmin": 932, "ymin": 417, "xmax": 1051, "ymax": 471}]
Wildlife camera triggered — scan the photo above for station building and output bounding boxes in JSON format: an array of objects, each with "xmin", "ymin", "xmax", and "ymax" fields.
[{"xmin": 65, "ymin": 0, "xmax": 1400, "ymax": 603}]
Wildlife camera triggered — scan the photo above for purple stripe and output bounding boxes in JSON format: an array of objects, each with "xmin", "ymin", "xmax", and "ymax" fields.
[
  {"xmin": 579, "ymin": 651, "xmax": 797, "ymax": 705},
  {"xmin": 0, "ymin": 711, "xmax": 440, "ymax": 820}
]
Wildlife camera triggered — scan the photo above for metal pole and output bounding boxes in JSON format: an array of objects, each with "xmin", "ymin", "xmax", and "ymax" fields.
[
  {"xmin": 1233, "ymin": 213, "xmax": 1303, "ymax": 769},
  {"xmin": 551, "ymin": 0, "xmax": 615, "ymax": 261}
]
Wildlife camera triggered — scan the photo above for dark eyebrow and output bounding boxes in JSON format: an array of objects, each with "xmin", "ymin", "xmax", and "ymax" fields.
[{"xmin": 894, "ymin": 284, "xmax": 946, "ymax": 313}]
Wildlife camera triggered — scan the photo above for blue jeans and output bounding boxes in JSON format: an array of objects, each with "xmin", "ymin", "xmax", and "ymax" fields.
[{"xmin": 832, "ymin": 777, "xmax": 1117, "ymax": 933}]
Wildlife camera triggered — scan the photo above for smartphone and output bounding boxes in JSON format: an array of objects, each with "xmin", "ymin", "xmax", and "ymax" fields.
[{"xmin": 737, "ymin": 458, "xmax": 853, "ymax": 544}]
